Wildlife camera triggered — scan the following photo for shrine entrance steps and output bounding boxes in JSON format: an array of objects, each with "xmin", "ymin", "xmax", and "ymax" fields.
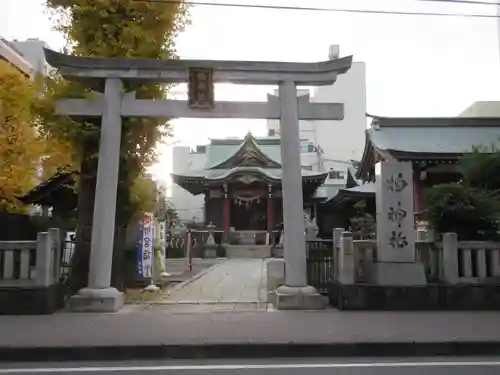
[{"xmin": 226, "ymin": 245, "xmax": 271, "ymax": 258}]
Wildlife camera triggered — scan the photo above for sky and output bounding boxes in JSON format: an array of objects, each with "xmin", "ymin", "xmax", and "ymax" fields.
[{"xmin": 2, "ymin": 0, "xmax": 500, "ymax": 184}]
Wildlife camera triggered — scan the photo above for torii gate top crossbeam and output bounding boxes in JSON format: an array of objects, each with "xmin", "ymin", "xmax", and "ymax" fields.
[{"xmin": 44, "ymin": 49, "xmax": 352, "ymax": 87}]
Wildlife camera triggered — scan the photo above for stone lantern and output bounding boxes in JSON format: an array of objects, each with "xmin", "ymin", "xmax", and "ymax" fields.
[{"xmin": 204, "ymin": 221, "xmax": 218, "ymax": 258}]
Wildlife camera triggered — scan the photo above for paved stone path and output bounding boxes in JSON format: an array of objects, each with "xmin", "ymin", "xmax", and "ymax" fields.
[
  {"xmin": 153, "ymin": 259, "xmax": 268, "ymax": 312},
  {"xmin": 163, "ymin": 258, "xmax": 223, "ymax": 282}
]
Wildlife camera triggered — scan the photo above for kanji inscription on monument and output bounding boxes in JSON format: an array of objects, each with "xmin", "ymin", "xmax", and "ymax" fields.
[
  {"xmin": 188, "ymin": 68, "xmax": 214, "ymax": 109},
  {"xmin": 387, "ymin": 201, "xmax": 407, "ymax": 228},
  {"xmin": 375, "ymin": 161, "xmax": 415, "ymax": 262}
]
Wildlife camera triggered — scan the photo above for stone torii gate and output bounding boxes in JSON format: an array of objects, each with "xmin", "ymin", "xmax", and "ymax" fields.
[{"xmin": 44, "ymin": 49, "xmax": 352, "ymax": 311}]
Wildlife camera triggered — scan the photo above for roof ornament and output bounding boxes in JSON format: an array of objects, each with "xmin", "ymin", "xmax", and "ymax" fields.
[{"xmin": 366, "ymin": 113, "xmax": 381, "ymax": 130}]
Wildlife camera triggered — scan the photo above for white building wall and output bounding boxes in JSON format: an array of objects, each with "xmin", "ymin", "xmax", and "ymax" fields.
[
  {"xmin": 10, "ymin": 38, "xmax": 51, "ymax": 76},
  {"xmin": 458, "ymin": 101, "xmax": 500, "ymax": 117},
  {"xmin": 0, "ymin": 37, "xmax": 34, "ymax": 77},
  {"xmin": 312, "ymin": 60, "xmax": 367, "ymax": 184},
  {"xmin": 171, "ymin": 146, "xmax": 207, "ymax": 223}
]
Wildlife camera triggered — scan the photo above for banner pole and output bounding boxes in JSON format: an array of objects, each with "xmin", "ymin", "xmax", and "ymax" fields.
[{"xmin": 144, "ymin": 213, "xmax": 159, "ymax": 293}]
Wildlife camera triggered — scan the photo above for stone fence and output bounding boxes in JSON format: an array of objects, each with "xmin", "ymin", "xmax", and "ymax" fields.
[
  {"xmin": 438, "ymin": 233, "xmax": 500, "ymax": 284},
  {"xmin": 337, "ymin": 231, "xmax": 500, "ymax": 285},
  {"xmin": 0, "ymin": 228, "xmax": 63, "ymax": 314}
]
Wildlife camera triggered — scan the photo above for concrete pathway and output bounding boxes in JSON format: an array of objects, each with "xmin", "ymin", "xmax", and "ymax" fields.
[
  {"xmin": 163, "ymin": 258, "xmax": 223, "ymax": 283},
  {"xmin": 155, "ymin": 259, "xmax": 267, "ymax": 312}
]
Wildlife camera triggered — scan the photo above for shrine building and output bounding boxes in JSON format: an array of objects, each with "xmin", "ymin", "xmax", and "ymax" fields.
[
  {"xmin": 317, "ymin": 115, "xmax": 500, "ymax": 237},
  {"xmin": 171, "ymin": 132, "xmax": 327, "ymax": 237}
]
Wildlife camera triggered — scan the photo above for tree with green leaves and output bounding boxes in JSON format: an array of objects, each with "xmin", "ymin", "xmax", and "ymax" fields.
[
  {"xmin": 42, "ymin": 0, "xmax": 189, "ymax": 292},
  {"xmin": 425, "ymin": 143, "xmax": 500, "ymax": 240},
  {"xmin": 458, "ymin": 143, "xmax": 500, "ymax": 190}
]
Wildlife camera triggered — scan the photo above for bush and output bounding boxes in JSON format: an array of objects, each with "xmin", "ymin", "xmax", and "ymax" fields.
[
  {"xmin": 458, "ymin": 144, "xmax": 500, "ymax": 190},
  {"xmin": 350, "ymin": 201, "xmax": 376, "ymax": 240},
  {"xmin": 425, "ymin": 183, "xmax": 500, "ymax": 241},
  {"xmin": 29, "ymin": 214, "xmax": 54, "ymax": 233}
]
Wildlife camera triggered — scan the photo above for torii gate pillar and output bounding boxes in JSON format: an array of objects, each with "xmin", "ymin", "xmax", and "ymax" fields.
[{"xmin": 275, "ymin": 80, "xmax": 323, "ymax": 309}]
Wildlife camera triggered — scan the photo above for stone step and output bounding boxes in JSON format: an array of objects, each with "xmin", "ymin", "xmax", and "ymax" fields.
[{"xmin": 226, "ymin": 245, "xmax": 271, "ymax": 258}]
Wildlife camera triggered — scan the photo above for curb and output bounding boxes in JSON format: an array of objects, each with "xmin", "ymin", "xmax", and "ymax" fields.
[{"xmin": 1, "ymin": 341, "xmax": 500, "ymax": 362}]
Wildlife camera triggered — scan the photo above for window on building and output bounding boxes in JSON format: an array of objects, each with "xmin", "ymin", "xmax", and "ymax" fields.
[
  {"xmin": 194, "ymin": 145, "xmax": 206, "ymax": 154},
  {"xmin": 328, "ymin": 170, "xmax": 345, "ymax": 180},
  {"xmin": 300, "ymin": 141, "xmax": 315, "ymax": 153}
]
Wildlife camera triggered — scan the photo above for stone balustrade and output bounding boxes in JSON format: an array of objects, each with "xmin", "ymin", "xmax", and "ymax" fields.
[
  {"xmin": 0, "ymin": 228, "xmax": 62, "ymax": 314},
  {"xmin": 334, "ymin": 231, "xmax": 500, "ymax": 286},
  {"xmin": 439, "ymin": 233, "xmax": 500, "ymax": 284}
]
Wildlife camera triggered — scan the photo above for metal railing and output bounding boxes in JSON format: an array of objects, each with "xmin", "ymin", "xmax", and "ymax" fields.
[{"xmin": 306, "ymin": 239, "xmax": 334, "ymax": 295}]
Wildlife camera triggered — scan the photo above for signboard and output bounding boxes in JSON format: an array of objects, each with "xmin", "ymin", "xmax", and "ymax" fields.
[
  {"xmin": 136, "ymin": 225, "xmax": 144, "ymax": 277},
  {"xmin": 159, "ymin": 221, "xmax": 166, "ymax": 258},
  {"xmin": 188, "ymin": 67, "xmax": 214, "ymax": 109},
  {"xmin": 137, "ymin": 213, "xmax": 154, "ymax": 278}
]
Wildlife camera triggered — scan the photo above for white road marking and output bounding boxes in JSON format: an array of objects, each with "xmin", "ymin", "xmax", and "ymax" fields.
[{"xmin": 0, "ymin": 361, "xmax": 500, "ymax": 373}]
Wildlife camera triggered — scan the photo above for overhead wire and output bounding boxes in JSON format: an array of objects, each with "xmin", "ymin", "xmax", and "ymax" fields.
[
  {"xmin": 132, "ymin": 0, "xmax": 500, "ymax": 19},
  {"xmin": 414, "ymin": 0, "xmax": 500, "ymax": 6}
]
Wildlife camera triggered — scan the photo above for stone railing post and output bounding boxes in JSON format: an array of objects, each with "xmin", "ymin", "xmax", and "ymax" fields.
[
  {"xmin": 332, "ymin": 228, "xmax": 344, "ymax": 281},
  {"xmin": 442, "ymin": 232, "xmax": 459, "ymax": 284},
  {"xmin": 338, "ymin": 231, "xmax": 355, "ymax": 285},
  {"xmin": 278, "ymin": 230, "xmax": 284, "ymax": 247},
  {"xmin": 49, "ymin": 228, "xmax": 61, "ymax": 284},
  {"xmin": 35, "ymin": 232, "xmax": 52, "ymax": 287}
]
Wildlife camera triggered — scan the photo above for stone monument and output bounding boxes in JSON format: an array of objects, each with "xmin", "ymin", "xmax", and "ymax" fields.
[{"xmin": 373, "ymin": 161, "xmax": 426, "ymax": 286}]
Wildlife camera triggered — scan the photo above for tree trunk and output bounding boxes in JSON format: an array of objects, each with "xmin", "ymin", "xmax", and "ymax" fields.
[
  {"xmin": 111, "ymin": 161, "xmax": 132, "ymax": 291},
  {"xmin": 70, "ymin": 141, "xmax": 97, "ymax": 294}
]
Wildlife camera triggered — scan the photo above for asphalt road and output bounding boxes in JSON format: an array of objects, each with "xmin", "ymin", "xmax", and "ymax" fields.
[{"xmin": 0, "ymin": 357, "xmax": 499, "ymax": 375}]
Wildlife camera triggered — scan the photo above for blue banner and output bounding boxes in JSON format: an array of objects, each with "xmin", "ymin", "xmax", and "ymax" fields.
[{"xmin": 136, "ymin": 225, "xmax": 144, "ymax": 277}]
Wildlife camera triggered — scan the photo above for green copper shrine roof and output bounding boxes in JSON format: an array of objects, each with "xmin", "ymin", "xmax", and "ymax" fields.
[
  {"xmin": 357, "ymin": 115, "xmax": 500, "ymax": 180},
  {"xmin": 323, "ymin": 183, "xmax": 376, "ymax": 206},
  {"xmin": 322, "ymin": 165, "xmax": 374, "ymax": 206},
  {"xmin": 367, "ymin": 116, "xmax": 500, "ymax": 155},
  {"xmin": 172, "ymin": 133, "xmax": 327, "ymax": 195},
  {"xmin": 205, "ymin": 133, "xmax": 282, "ymax": 169},
  {"xmin": 175, "ymin": 166, "xmax": 327, "ymax": 181}
]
